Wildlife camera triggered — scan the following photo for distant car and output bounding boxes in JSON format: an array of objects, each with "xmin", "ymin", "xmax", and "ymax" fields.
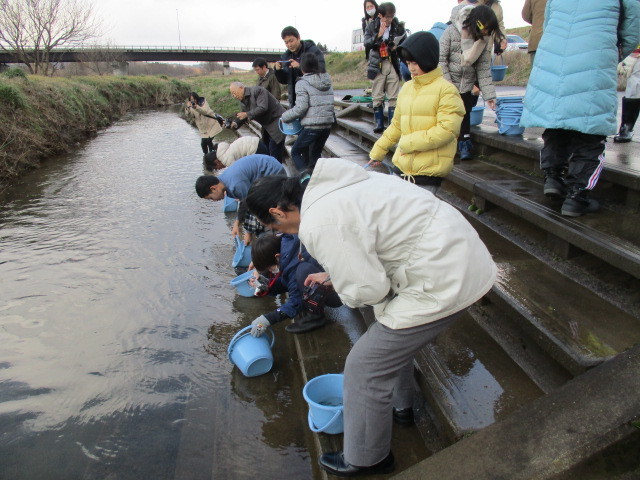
[{"xmin": 506, "ymin": 35, "xmax": 528, "ymax": 52}]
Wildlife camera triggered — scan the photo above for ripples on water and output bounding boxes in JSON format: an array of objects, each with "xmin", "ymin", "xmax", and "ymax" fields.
[{"xmin": 0, "ymin": 110, "xmax": 312, "ymax": 480}]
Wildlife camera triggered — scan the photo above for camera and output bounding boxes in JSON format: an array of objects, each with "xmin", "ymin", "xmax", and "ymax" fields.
[
  {"xmin": 302, "ymin": 283, "xmax": 329, "ymax": 314},
  {"xmin": 254, "ymin": 274, "xmax": 270, "ymax": 296}
]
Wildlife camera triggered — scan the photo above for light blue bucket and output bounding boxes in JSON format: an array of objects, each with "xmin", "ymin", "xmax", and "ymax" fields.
[
  {"xmin": 278, "ymin": 118, "xmax": 303, "ymax": 135},
  {"xmin": 470, "ymin": 98, "xmax": 485, "ymax": 126},
  {"xmin": 230, "ymin": 270, "xmax": 256, "ymax": 297},
  {"xmin": 495, "ymin": 97, "xmax": 525, "ymax": 135},
  {"xmin": 232, "ymin": 235, "xmax": 252, "ymax": 268},
  {"xmin": 491, "ymin": 65, "xmax": 508, "ymax": 82},
  {"xmin": 223, "ymin": 194, "xmax": 238, "ymax": 213},
  {"xmin": 303, "ymin": 373, "xmax": 344, "ymax": 434},
  {"xmin": 228, "ymin": 325, "xmax": 275, "ymax": 377}
]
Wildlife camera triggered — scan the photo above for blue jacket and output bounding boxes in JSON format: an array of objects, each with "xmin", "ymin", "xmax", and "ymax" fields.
[
  {"xmin": 267, "ymin": 234, "xmax": 312, "ymax": 319},
  {"xmin": 217, "ymin": 154, "xmax": 285, "ymax": 200},
  {"xmin": 520, "ymin": 0, "xmax": 640, "ymax": 135}
]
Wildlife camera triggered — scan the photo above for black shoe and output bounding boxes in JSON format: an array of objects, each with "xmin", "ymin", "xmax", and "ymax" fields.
[
  {"xmin": 561, "ymin": 188, "xmax": 600, "ymax": 217},
  {"xmin": 319, "ymin": 451, "xmax": 395, "ymax": 477},
  {"xmin": 392, "ymin": 407, "xmax": 414, "ymax": 426},
  {"xmin": 373, "ymin": 106, "xmax": 385, "ymax": 133},
  {"xmin": 285, "ymin": 311, "xmax": 326, "ymax": 334},
  {"xmin": 543, "ymin": 175, "xmax": 566, "ymax": 197}
]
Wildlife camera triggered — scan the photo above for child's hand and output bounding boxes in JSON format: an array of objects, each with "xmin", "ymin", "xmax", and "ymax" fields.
[
  {"xmin": 487, "ymin": 99, "xmax": 496, "ymax": 110},
  {"xmin": 243, "ymin": 231, "xmax": 252, "ymax": 245},
  {"xmin": 366, "ymin": 159, "xmax": 381, "ymax": 168}
]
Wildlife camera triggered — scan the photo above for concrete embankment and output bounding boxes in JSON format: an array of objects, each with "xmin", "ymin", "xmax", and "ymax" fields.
[{"xmin": 0, "ymin": 71, "xmax": 190, "ymax": 185}]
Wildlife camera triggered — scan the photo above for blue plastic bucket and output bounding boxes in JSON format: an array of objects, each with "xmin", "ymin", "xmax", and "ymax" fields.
[
  {"xmin": 495, "ymin": 96, "xmax": 525, "ymax": 135},
  {"xmin": 470, "ymin": 98, "xmax": 485, "ymax": 126},
  {"xmin": 278, "ymin": 118, "xmax": 303, "ymax": 135},
  {"xmin": 230, "ymin": 270, "xmax": 256, "ymax": 297},
  {"xmin": 228, "ymin": 325, "xmax": 275, "ymax": 377},
  {"xmin": 232, "ymin": 236, "xmax": 252, "ymax": 268},
  {"xmin": 491, "ymin": 65, "xmax": 508, "ymax": 82},
  {"xmin": 223, "ymin": 194, "xmax": 238, "ymax": 213},
  {"xmin": 303, "ymin": 373, "xmax": 344, "ymax": 434}
]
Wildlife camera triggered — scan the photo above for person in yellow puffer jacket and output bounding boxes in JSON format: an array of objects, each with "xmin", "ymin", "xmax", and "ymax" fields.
[{"xmin": 368, "ymin": 31, "xmax": 465, "ymax": 193}]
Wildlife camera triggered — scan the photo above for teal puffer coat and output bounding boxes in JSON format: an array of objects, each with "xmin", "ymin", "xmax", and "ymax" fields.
[{"xmin": 520, "ymin": 0, "xmax": 640, "ymax": 136}]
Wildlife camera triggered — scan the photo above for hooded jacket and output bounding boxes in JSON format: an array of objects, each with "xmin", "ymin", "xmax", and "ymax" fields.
[
  {"xmin": 439, "ymin": 5, "xmax": 497, "ymax": 99},
  {"xmin": 369, "ymin": 66, "xmax": 465, "ymax": 178},
  {"xmin": 185, "ymin": 98, "xmax": 223, "ymax": 139},
  {"xmin": 216, "ymin": 136, "xmax": 260, "ymax": 167},
  {"xmin": 280, "ymin": 72, "xmax": 335, "ymax": 129},
  {"xmin": 364, "ymin": 17, "xmax": 407, "ymax": 80},
  {"xmin": 274, "ymin": 40, "xmax": 326, "ymax": 108},
  {"xmin": 299, "ymin": 158, "xmax": 497, "ymax": 330},
  {"xmin": 520, "ymin": 0, "xmax": 640, "ymax": 136}
]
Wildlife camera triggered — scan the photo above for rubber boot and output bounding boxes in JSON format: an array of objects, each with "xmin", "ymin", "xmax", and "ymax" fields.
[
  {"xmin": 614, "ymin": 97, "xmax": 640, "ymax": 143},
  {"xmin": 561, "ymin": 186, "xmax": 600, "ymax": 217},
  {"xmin": 388, "ymin": 106, "xmax": 395, "ymax": 125},
  {"xmin": 373, "ymin": 105, "xmax": 385, "ymax": 133},
  {"xmin": 285, "ymin": 310, "xmax": 327, "ymax": 334},
  {"xmin": 543, "ymin": 168, "xmax": 567, "ymax": 197},
  {"xmin": 458, "ymin": 138, "xmax": 473, "ymax": 160}
]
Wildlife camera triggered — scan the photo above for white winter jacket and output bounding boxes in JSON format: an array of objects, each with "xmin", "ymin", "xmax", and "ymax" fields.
[
  {"xmin": 216, "ymin": 137, "xmax": 260, "ymax": 167},
  {"xmin": 299, "ymin": 158, "xmax": 497, "ymax": 329}
]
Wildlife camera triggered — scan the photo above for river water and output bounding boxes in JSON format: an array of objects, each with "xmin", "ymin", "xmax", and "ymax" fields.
[{"xmin": 0, "ymin": 110, "xmax": 313, "ymax": 479}]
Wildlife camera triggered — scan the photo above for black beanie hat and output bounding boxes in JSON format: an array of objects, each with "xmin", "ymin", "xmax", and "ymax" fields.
[{"xmin": 398, "ymin": 31, "xmax": 439, "ymax": 74}]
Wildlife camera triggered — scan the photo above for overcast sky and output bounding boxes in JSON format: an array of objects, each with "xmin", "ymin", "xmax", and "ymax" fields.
[{"xmin": 96, "ymin": 0, "xmax": 530, "ymax": 52}]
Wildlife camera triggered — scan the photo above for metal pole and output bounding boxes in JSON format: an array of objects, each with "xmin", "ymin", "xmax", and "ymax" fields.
[{"xmin": 176, "ymin": 9, "xmax": 182, "ymax": 49}]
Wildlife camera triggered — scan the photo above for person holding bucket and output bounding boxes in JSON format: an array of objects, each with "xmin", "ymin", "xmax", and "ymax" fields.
[
  {"xmin": 439, "ymin": 5, "xmax": 499, "ymax": 160},
  {"xmin": 279, "ymin": 52, "xmax": 335, "ymax": 172},
  {"xmin": 368, "ymin": 31, "xmax": 465, "ymax": 194},
  {"xmin": 520, "ymin": 0, "xmax": 640, "ymax": 217},
  {"xmin": 246, "ymin": 158, "xmax": 496, "ymax": 477},
  {"xmin": 194, "ymin": 154, "xmax": 285, "ymax": 245},
  {"xmin": 248, "ymin": 232, "xmax": 342, "ymax": 335}
]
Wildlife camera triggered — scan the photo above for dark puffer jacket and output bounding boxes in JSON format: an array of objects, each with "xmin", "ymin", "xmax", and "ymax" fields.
[
  {"xmin": 274, "ymin": 40, "xmax": 325, "ymax": 108},
  {"xmin": 364, "ymin": 17, "xmax": 407, "ymax": 80}
]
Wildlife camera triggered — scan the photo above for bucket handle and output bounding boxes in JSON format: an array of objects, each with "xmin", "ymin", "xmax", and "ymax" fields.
[
  {"xmin": 227, "ymin": 325, "xmax": 275, "ymax": 362},
  {"xmin": 496, "ymin": 117, "xmax": 522, "ymax": 127},
  {"xmin": 491, "ymin": 54, "xmax": 505, "ymax": 66},
  {"xmin": 308, "ymin": 409, "xmax": 342, "ymax": 433}
]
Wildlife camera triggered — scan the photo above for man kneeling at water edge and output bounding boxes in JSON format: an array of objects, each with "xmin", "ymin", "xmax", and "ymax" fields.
[
  {"xmin": 194, "ymin": 154, "xmax": 285, "ymax": 245},
  {"xmin": 245, "ymin": 157, "xmax": 496, "ymax": 477}
]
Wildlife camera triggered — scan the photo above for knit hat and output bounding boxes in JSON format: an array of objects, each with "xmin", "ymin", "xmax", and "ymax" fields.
[{"xmin": 398, "ymin": 31, "xmax": 439, "ymax": 74}]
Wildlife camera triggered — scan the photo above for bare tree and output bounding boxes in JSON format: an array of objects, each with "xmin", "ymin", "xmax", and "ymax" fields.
[
  {"xmin": 76, "ymin": 42, "xmax": 126, "ymax": 76},
  {"xmin": 0, "ymin": 0, "xmax": 101, "ymax": 75}
]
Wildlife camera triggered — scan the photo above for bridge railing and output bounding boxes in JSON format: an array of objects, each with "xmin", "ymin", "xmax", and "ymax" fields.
[{"xmin": 6, "ymin": 45, "xmax": 284, "ymax": 53}]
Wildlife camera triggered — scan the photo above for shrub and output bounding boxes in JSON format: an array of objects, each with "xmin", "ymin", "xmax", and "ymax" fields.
[
  {"xmin": 2, "ymin": 68, "xmax": 27, "ymax": 79},
  {"xmin": 0, "ymin": 82, "xmax": 27, "ymax": 109}
]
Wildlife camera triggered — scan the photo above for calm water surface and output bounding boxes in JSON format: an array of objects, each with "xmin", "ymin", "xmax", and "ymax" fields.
[{"xmin": 0, "ymin": 110, "xmax": 313, "ymax": 480}]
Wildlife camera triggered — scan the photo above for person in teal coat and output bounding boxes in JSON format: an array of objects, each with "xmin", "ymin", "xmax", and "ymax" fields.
[{"xmin": 520, "ymin": 0, "xmax": 640, "ymax": 217}]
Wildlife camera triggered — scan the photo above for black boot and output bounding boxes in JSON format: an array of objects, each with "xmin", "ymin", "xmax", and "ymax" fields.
[
  {"xmin": 614, "ymin": 97, "xmax": 640, "ymax": 143},
  {"xmin": 561, "ymin": 186, "xmax": 600, "ymax": 217},
  {"xmin": 373, "ymin": 106, "xmax": 385, "ymax": 133},
  {"xmin": 387, "ymin": 106, "xmax": 395, "ymax": 125},
  {"xmin": 285, "ymin": 310, "xmax": 327, "ymax": 334},
  {"xmin": 543, "ymin": 168, "xmax": 566, "ymax": 197},
  {"xmin": 392, "ymin": 407, "xmax": 414, "ymax": 427}
]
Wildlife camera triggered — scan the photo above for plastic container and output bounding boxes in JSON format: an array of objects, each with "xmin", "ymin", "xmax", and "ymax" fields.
[
  {"xmin": 230, "ymin": 270, "xmax": 256, "ymax": 297},
  {"xmin": 223, "ymin": 194, "xmax": 238, "ymax": 213},
  {"xmin": 278, "ymin": 118, "xmax": 303, "ymax": 135},
  {"xmin": 303, "ymin": 373, "xmax": 345, "ymax": 434},
  {"xmin": 470, "ymin": 98, "xmax": 485, "ymax": 126},
  {"xmin": 491, "ymin": 55, "xmax": 508, "ymax": 82},
  {"xmin": 495, "ymin": 96, "xmax": 525, "ymax": 136},
  {"xmin": 232, "ymin": 236, "xmax": 252, "ymax": 268},
  {"xmin": 228, "ymin": 325, "xmax": 275, "ymax": 377}
]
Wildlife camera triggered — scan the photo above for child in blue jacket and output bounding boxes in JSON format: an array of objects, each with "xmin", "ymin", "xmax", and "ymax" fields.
[{"xmin": 248, "ymin": 232, "xmax": 341, "ymax": 336}]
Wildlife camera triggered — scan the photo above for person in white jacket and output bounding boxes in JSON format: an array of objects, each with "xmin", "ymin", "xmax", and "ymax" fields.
[
  {"xmin": 245, "ymin": 157, "xmax": 497, "ymax": 477},
  {"xmin": 202, "ymin": 136, "xmax": 269, "ymax": 171}
]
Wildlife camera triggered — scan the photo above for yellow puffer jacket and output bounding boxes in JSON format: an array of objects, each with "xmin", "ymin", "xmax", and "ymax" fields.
[{"xmin": 369, "ymin": 67, "xmax": 464, "ymax": 178}]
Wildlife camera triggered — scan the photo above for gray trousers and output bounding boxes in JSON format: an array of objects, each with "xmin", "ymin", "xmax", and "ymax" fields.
[
  {"xmin": 371, "ymin": 59, "xmax": 400, "ymax": 108},
  {"xmin": 343, "ymin": 311, "xmax": 462, "ymax": 466}
]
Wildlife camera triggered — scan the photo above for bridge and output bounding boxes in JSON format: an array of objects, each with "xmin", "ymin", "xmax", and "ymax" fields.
[{"xmin": 0, "ymin": 45, "xmax": 284, "ymax": 64}]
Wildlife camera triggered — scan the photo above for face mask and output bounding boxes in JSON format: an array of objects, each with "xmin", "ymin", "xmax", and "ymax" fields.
[{"xmin": 366, "ymin": 8, "xmax": 376, "ymax": 17}]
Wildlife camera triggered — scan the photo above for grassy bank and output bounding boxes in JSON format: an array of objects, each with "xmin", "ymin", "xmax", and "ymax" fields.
[{"xmin": 0, "ymin": 71, "xmax": 190, "ymax": 183}]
